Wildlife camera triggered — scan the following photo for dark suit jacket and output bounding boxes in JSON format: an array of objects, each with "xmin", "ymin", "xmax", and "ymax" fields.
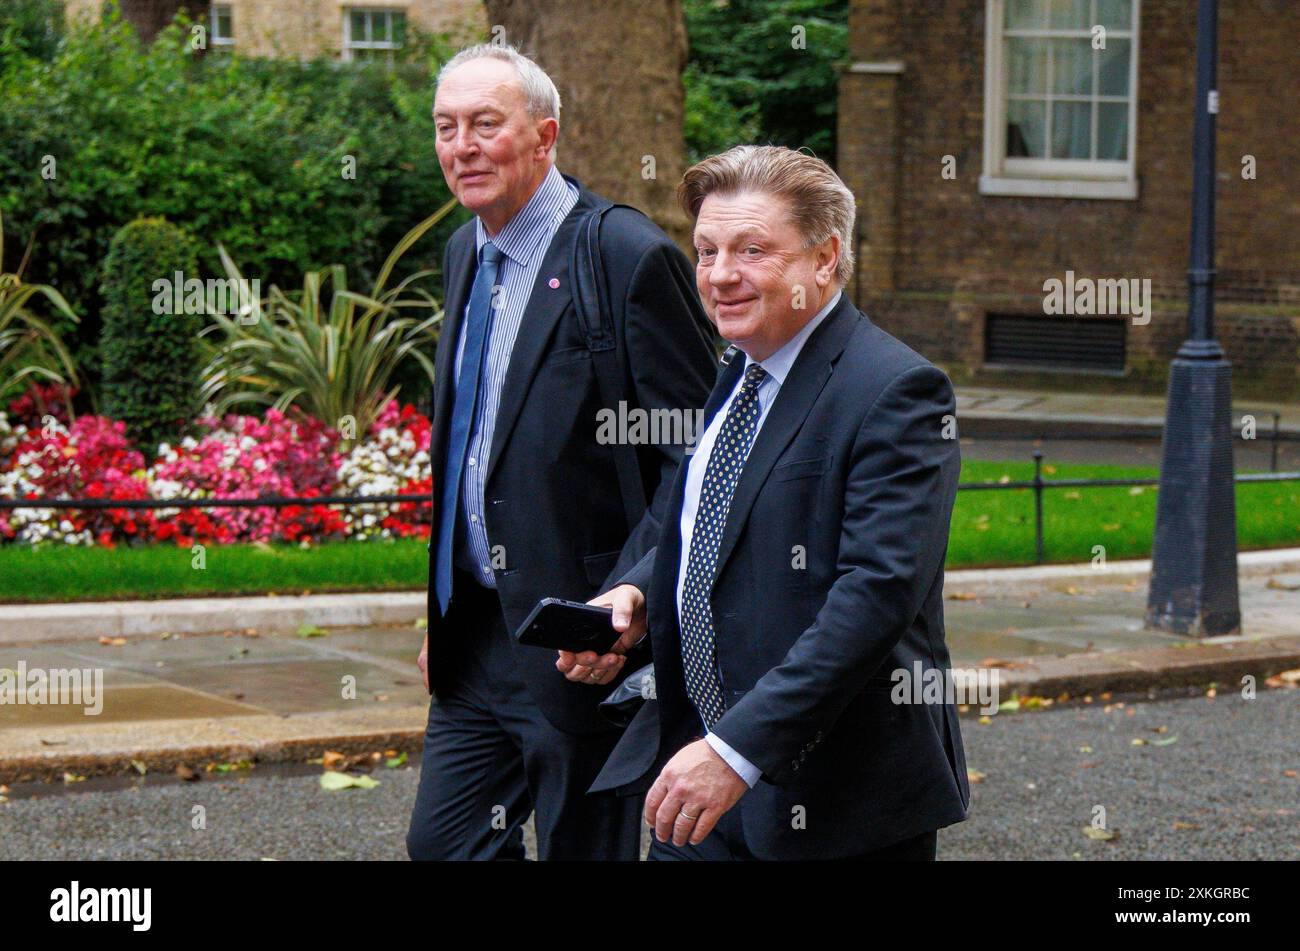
[
  {"xmin": 590, "ymin": 295, "xmax": 970, "ymax": 858},
  {"xmin": 424, "ymin": 174, "xmax": 717, "ymax": 736}
]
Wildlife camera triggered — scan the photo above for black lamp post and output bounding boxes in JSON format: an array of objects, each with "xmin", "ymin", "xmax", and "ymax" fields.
[{"xmin": 1146, "ymin": 0, "xmax": 1241, "ymax": 636}]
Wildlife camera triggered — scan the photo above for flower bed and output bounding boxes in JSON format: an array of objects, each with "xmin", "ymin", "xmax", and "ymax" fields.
[{"xmin": 0, "ymin": 385, "xmax": 431, "ymax": 548}]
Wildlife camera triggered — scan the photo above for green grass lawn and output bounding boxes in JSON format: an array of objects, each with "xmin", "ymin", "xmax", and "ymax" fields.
[
  {"xmin": 0, "ymin": 537, "xmax": 430, "ymax": 604},
  {"xmin": 0, "ymin": 461, "xmax": 1295, "ymax": 603},
  {"xmin": 951, "ymin": 460, "xmax": 1298, "ymax": 568}
]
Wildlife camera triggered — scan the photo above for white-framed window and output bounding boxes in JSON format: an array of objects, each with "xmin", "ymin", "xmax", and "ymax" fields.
[
  {"xmin": 981, "ymin": 0, "xmax": 1140, "ymax": 200},
  {"xmin": 343, "ymin": 8, "xmax": 408, "ymax": 62},
  {"xmin": 210, "ymin": 3, "xmax": 233, "ymax": 50}
]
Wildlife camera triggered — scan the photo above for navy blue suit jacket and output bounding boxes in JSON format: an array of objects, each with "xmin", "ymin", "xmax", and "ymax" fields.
[{"xmin": 590, "ymin": 296, "xmax": 970, "ymax": 858}]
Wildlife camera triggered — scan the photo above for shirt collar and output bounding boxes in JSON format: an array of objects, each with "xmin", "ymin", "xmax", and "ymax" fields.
[
  {"xmin": 744, "ymin": 290, "xmax": 843, "ymax": 386},
  {"xmin": 475, "ymin": 165, "xmax": 572, "ymax": 266}
]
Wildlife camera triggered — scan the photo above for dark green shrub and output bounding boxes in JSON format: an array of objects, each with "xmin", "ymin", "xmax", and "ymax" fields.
[
  {"xmin": 99, "ymin": 216, "xmax": 199, "ymax": 454},
  {"xmin": 683, "ymin": 0, "xmax": 848, "ymax": 164},
  {"xmin": 0, "ymin": 5, "xmax": 466, "ymax": 407}
]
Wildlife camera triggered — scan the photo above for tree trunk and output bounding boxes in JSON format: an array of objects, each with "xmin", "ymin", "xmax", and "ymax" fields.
[
  {"xmin": 118, "ymin": 0, "xmax": 192, "ymax": 43},
  {"xmin": 481, "ymin": 0, "xmax": 693, "ymax": 248}
]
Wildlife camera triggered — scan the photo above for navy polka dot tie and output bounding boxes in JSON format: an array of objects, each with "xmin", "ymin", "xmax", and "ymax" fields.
[{"xmin": 680, "ymin": 363, "xmax": 767, "ymax": 728}]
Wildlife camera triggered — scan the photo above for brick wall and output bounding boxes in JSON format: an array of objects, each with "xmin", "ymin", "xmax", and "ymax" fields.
[
  {"xmin": 64, "ymin": 0, "xmax": 485, "ymax": 58},
  {"xmin": 838, "ymin": 0, "xmax": 1300, "ymax": 397}
]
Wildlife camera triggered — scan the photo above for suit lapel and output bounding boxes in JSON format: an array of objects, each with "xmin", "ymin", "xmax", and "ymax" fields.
[
  {"xmin": 430, "ymin": 227, "xmax": 476, "ymax": 477},
  {"xmin": 482, "ymin": 187, "xmax": 597, "ymax": 486},
  {"xmin": 712, "ymin": 299, "xmax": 860, "ymax": 576}
]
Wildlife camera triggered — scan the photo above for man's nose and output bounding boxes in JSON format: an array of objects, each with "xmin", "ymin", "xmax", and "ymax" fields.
[
  {"xmin": 710, "ymin": 251, "xmax": 740, "ymax": 286},
  {"xmin": 451, "ymin": 126, "xmax": 479, "ymax": 159}
]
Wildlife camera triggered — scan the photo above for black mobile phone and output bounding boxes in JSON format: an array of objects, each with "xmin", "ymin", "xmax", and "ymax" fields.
[{"xmin": 515, "ymin": 598, "xmax": 619, "ymax": 654}]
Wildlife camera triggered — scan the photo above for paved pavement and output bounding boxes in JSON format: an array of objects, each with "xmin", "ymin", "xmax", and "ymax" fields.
[
  {"xmin": 956, "ymin": 385, "xmax": 1300, "ymax": 437},
  {"xmin": 956, "ymin": 384, "xmax": 1300, "ymax": 468},
  {"xmin": 1, "ymin": 689, "xmax": 1293, "ymax": 861},
  {"xmin": 1, "ymin": 552, "xmax": 1297, "ymax": 783}
]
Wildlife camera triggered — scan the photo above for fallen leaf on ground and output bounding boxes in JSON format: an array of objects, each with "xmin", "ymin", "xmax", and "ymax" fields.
[
  {"xmin": 947, "ymin": 591, "xmax": 980, "ymax": 601},
  {"xmin": 1265, "ymin": 577, "xmax": 1300, "ymax": 591},
  {"xmin": 1172, "ymin": 821, "xmax": 1200, "ymax": 830},
  {"xmin": 131, "ymin": 760, "xmax": 147, "ymax": 775},
  {"xmin": 297, "ymin": 623, "xmax": 327, "ymax": 638},
  {"xmin": 98, "ymin": 636, "xmax": 126, "ymax": 647},
  {"xmin": 175, "ymin": 765, "xmax": 199, "ymax": 781},
  {"xmin": 320, "ymin": 771, "xmax": 379, "ymax": 791},
  {"xmin": 1083, "ymin": 826, "xmax": 1118, "ymax": 841},
  {"xmin": 322, "ymin": 751, "xmax": 347, "ymax": 770}
]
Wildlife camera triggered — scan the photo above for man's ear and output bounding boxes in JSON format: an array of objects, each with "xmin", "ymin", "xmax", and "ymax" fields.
[
  {"xmin": 535, "ymin": 116, "xmax": 559, "ymax": 158},
  {"xmin": 815, "ymin": 234, "xmax": 840, "ymax": 287}
]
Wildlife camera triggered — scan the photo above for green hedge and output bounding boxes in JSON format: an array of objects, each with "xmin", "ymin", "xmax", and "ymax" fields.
[
  {"xmin": 683, "ymin": 0, "xmax": 848, "ymax": 164},
  {"xmin": 99, "ymin": 216, "xmax": 199, "ymax": 454},
  {"xmin": 0, "ymin": 5, "xmax": 467, "ymax": 402}
]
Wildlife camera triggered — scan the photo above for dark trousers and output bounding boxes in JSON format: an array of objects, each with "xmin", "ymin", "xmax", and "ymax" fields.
[
  {"xmin": 406, "ymin": 572, "xmax": 641, "ymax": 861},
  {"xmin": 648, "ymin": 805, "xmax": 938, "ymax": 861}
]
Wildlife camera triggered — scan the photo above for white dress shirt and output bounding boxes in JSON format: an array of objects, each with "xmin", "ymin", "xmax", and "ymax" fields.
[{"xmin": 677, "ymin": 291, "xmax": 842, "ymax": 786}]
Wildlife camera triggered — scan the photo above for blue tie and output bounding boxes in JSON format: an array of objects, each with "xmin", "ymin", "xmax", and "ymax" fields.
[
  {"xmin": 679, "ymin": 363, "xmax": 767, "ymax": 727},
  {"xmin": 434, "ymin": 241, "xmax": 503, "ymax": 614}
]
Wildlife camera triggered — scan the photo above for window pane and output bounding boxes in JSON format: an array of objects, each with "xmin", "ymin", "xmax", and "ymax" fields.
[
  {"xmin": 1096, "ymin": 101, "xmax": 1128, "ymax": 159},
  {"xmin": 1048, "ymin": 0, "xmax": 1089, "ymax": 29},
  {"xmin": 1006, "ymin": 100, "xmax": 1047, "ymax": 157},
  {"xmin": 350, "ymin": 11, "xmax": 367, "ymax": 42},
  {"xmin": 1051, "ymin": 38, "xmax": 1092, "ymax": 95},
  {"xmin": 1099, "ymin": 37, "xmax": 1130, "ymax": 96},
  {"xmin": 372, "ymin": 12, "xmax": 388, "ymax": 42},
  {"xmin": 217, "ymin": 10, "xmax": 232, "ymax": 36},
  {"xmin": 392, "ymin": 12, "xmax": 406, "ymax": 46},
  {"xmin": 1006, "ymin": 0, "xmax": 1047, "ymax": 29},
  {"xmin": 1007, "ymin": 37, "xmax": 1048, "ymax": 93},
  {"xmin": 1051, "ymin": 100, "xmax": 1092, "ymax": 158},
  {"xmin": 1096, "ymin": 0, "xmax": 1132, "ymax": 30}
]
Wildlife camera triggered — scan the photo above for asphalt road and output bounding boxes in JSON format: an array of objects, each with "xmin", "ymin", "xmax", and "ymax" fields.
[{"xmin": 1, "ymin": 689, "xmax": 1295, "ymax": 861}]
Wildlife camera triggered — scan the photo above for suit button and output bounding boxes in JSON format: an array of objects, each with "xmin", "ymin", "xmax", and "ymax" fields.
[{"xmin": 792, "ymin": 762, "xmax": 800, "ymax": 772}]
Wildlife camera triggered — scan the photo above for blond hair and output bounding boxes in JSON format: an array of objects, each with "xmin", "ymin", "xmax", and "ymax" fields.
[{"xmin": 679, "ymin": 145, "xmax": 856, "ymax": 285}]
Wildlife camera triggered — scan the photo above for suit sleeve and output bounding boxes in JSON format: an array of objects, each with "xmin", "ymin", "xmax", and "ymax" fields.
[
  {"xmin": 603, "ymin": 238, "xmax": 716, "ymax": 587},
  {"xmin": 709, "ymin": 364, "xmax": 960, "ymax": 786}
]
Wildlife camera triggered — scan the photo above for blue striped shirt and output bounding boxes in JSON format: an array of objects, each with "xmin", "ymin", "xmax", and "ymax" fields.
[{"xmin": 452, "ymin": 165, "xmax": 579, "ymax": 586}]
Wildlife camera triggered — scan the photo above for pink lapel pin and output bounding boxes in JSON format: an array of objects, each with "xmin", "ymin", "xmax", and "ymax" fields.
[{"xmin": 548, "ymin": 278, "xmax": 560, "ymax": 289}]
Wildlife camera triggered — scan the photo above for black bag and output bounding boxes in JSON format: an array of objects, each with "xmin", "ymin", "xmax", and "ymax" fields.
[
  {"xmin": 598, "ymin": 662, "xmax": 657, "ymax": 727},
  {"xmin": 570, "ymin": 201, "xmax": 646, "ymax": 535}
]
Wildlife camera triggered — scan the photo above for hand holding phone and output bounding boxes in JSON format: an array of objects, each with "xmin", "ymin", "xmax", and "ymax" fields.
[{"xmin": 515, "ymin": 598, "xmax": 620, "ymax": 654}]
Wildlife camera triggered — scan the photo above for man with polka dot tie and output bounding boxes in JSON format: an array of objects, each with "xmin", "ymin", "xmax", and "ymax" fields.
[{"xmin": 570, "ymin": 146, "xmax": 970, "ymax": 861}]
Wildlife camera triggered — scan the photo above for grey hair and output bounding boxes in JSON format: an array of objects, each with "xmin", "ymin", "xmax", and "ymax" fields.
[
  {"xmin": 436, "ymin": 43, "xmax": 562, "ymax": 123},
  {"xmin": 679, "ymin": 145, "xmax": 856, "ymax": 286}
]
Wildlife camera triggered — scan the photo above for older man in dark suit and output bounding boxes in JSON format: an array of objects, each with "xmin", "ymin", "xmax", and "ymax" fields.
[
  {"xmin": 564, "ymin": 145, "xmax": 970, "ymax": 860},
  {"xmin": 407, "ymin": 44, "xmax": 715, "ymax": 861}
]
